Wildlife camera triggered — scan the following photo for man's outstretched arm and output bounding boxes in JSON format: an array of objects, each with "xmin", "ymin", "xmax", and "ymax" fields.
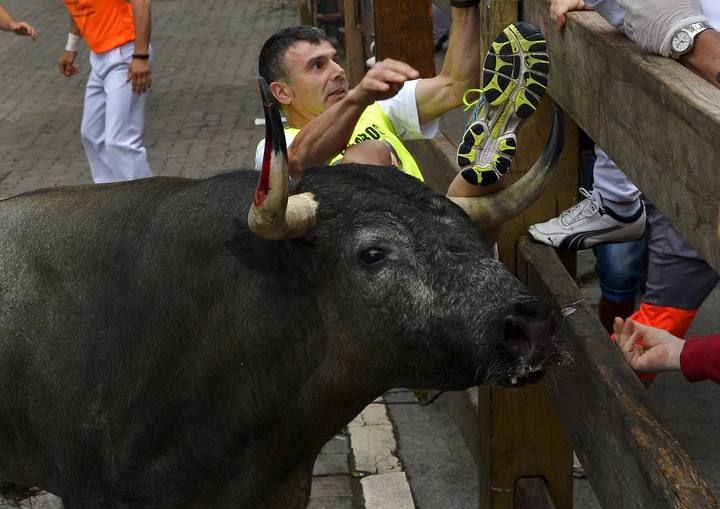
[
  {"xmin": 415, "ymin": 4, "xmax": 481, "ymax": 124},
  {"xmin": 0, "ymin": 5, "xmax": 37, "ymax": 40}
]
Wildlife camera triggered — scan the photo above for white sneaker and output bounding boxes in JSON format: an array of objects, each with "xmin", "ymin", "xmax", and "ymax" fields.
[
  {"xmin": 527, "ymin": 188, "xmax": 646, "ymax": 250},
  {"xmin": 573, "ymin": 452, "xmax": 587, "ymax": 479}
]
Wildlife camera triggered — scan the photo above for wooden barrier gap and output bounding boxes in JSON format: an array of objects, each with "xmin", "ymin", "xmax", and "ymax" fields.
[
  {"xmin": 524, "ymin": 0, "xmax": 720, "ymax": 270},
  {"xmin": 517, "ymin": 237, "xmax": 719, "ymax": 509},
  {"xmin": 399, "ymin": 3, "xmax": 577, "ymax": 508}
]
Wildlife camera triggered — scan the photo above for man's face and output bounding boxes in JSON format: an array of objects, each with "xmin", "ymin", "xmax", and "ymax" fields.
[{"xmin": 279, "ymin": 40, "xmax": 348, "ymax": 120}]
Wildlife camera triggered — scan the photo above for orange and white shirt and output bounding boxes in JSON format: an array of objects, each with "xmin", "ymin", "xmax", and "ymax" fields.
[{"xmin": 64, "ymin": 0, "xmax": 136, "ymax": 54}]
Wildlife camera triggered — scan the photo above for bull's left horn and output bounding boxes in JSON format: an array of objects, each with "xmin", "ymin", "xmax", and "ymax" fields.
[
  {"xmin": 449, "ymin": 103, "xmax": 564, "ymax": 228},
  {"xmin": 248, "ymin": 78, "xmax": 318, "ymax": 240}
]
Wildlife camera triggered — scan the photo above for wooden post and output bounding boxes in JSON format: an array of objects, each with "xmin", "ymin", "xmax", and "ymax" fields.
[
  {"xmin": 373, "ymin": 0, "xmax": 435, "ymax": 78},
  {"xmin": 298, "ymin": 0, "xmax": 313, "ymax": 25},
  {"xmin": 343, "ymin": 0, "xmax": 365, "ymax": 87},
  {"xmin": 476, "ymin": 3, "xmax": 577, "ymax": 509},
  {"xmin": 381, "ymin": 3, "xmax": 578, "ymax": 507}
]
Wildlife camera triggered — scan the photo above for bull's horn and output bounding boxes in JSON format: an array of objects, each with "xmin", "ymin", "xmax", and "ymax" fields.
[
  {"xmin": 449, "ymin": 103, "xmax": 564, "ymax": 228},
  {"xmin": 248, "ymin": 78, "xmax": 318, "ymax": 240}
]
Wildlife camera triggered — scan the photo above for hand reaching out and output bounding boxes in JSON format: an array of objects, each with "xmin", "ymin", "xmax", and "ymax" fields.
[
  {"xmin": 613, "ymin": 317, "xmax": 684, "ymax": 374},
  {"xmin": 550, "ymin": 0, "xmax": 588, "ymax": 29},
  {"xmin": 10, "ymin": 20, "xmax": 37, "ymax": 40},
  {"xmin": 351, "ymin": 59, "xmax": 420, "ymax": 105}
]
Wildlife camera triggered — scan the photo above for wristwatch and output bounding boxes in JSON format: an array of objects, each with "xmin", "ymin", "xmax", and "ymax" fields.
[{"xmin": 670, "ymin": 21, "xmax": 711, "ymax": 60}]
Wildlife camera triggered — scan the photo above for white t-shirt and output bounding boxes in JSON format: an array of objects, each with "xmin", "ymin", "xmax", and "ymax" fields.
[{"xmin": 254, "ymin": 79, "xmax": 439, "ymax": 170}]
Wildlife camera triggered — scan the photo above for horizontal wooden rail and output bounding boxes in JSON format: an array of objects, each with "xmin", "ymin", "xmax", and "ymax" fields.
[
  {"xmin": 525, "ymin": 0, "xmax": 720, "ymax": 271},
  {"xmin": 517, "ymin": 237, "xmax": 718, "ymax": 509},
  {"xmin": 515, "ymin": 478, "xmax": 556, "ymax": 509}
]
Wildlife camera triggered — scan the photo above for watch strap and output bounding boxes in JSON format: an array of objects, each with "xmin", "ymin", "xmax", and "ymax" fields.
[{"xmin": 670, "ymin": 21, "xmax": 711, "ymax": 59}]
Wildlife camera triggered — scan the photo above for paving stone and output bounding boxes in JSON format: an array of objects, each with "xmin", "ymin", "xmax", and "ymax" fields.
[
  {"xmin": 310, "ymin": 475, "xmax": 352, "ymax": 498},
  {"xmin": 307, "ymin": 497, "xmax": 354, "ymax": 509},
  {"xmin": 313, "ymin": 452, "xmax": 351, "ymax": 476}
]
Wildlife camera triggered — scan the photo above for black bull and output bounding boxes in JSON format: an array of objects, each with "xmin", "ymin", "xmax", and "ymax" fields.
[{"xmin": 0, "ymin": 103, "xmax": 567, "ymax": 507}]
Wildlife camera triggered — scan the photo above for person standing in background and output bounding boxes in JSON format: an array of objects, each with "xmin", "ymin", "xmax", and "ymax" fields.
[{"xmin": 58, "ymin": 0, "xmax": 153, "ymax": 183}]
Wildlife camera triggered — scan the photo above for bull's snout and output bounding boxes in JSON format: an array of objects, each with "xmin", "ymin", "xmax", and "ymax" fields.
[
  {"xmin": 498, "ymin": 301, "xmax": 557, "ymax": 360},
  {"xmin": 493, "ymin": 300, "xmax": 562, "ymax": 386}
]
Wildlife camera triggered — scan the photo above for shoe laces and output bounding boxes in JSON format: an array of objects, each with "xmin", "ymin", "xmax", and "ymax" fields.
[
  {"xmin": 462, "ymin": 88, "xmax": 486, "ymax": 112},
  {"xmin": 559, "ymin": 188, "xmax": 605, "ymax": 226}
]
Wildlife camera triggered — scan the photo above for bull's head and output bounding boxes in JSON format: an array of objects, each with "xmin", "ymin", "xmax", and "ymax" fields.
[{"xmin": 248, "ymin": 78, "xmax": 567, "ymax": 391}]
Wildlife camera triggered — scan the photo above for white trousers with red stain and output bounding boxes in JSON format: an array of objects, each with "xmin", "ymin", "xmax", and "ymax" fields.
[{"xmin": 81, "ymin": 42, "xmax": 152, "ymax": 183}]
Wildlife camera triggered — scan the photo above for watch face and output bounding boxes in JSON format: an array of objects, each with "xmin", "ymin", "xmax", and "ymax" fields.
[{"xmin": 672, "ymin": 31, "xmax": 692, "ymax": 53}]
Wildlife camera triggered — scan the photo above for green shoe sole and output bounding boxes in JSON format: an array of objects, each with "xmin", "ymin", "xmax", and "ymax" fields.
[{"xmin": 457, "ymin": 22, "xmax": 549, "ymax": 186}]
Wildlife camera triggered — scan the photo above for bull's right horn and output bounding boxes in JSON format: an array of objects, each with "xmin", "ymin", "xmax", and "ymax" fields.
[
  {"xmin": 248, "ymin": 78, "xmax": 318, "ymax": 240},
  {"xmin": 449, "ymin": 103, "xmax": 564, "ymax": 228}
]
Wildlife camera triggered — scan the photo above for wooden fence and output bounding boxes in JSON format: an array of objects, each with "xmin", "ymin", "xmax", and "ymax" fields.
[{"xmin": 302, "ymin": 0, "xmax": 720, "ymax": 506}]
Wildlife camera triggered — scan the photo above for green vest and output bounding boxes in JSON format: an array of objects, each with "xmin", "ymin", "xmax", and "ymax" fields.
[{"xmin": 286, "ymin": 103, "xmax": 424, "ymax": 181}]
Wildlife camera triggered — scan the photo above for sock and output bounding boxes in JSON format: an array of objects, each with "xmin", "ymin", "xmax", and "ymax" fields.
[{"xmin": 602, "ymin": 198, "xmax": 642, "ymax": 217}]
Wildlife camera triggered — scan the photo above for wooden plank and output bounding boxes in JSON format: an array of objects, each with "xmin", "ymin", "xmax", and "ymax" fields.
[
  {"xmin": 497, "ymin": 100, "xmax": 578, "ymax": 276},
  {"xmin": 524, "ymin": 0, "xmax": 720, "ymax": 271},
  {"xmin": 298, "ymin": 0, "xmax": 313, "ymax": 25},
  {"xmin": 518, "ymin": 236, "xmax": 720, "ymax": 509},
  {"xmin": 343, "ymin": 0, "xmax": 365, "ymax": 87},
  {"xmin": 404, "ymin": 133, "xmax": 458, "ymax": 195},
  {"xmin": 373, "ymin": 0, "xmax": 435, "ymax": 78},
  {"xmin": 515, "ymin": 477, "xmax": 557, "ymax": 509},
  {"xmin": 476, "ymin": 383, "xmax": 571, "ymax": 509}
]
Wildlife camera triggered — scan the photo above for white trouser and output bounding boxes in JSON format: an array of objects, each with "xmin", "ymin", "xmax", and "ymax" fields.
[
  {"xmin": 81, "ymin": 42, "xmax": 152, "ymax": 183},
  {"xmin": 592, "ymin": 145, "xmax": 641, "ymax": 203}
]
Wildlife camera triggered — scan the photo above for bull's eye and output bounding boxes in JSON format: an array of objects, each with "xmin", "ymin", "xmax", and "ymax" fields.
[{"xmin": 360, "ymin": 247, "xmax": 386, "ymax": 265}]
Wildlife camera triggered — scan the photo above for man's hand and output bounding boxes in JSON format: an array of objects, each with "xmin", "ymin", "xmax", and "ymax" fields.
[
  {"xmin": 58, "ymin": 51, "xmax": 79, "ymax": 77},
  {"xmin": 550, "ymin": 0, "xmax": 587, "ymax": 29},
  {"xmin": 351, "ymin": 59, "xmax": 419, "ymax": 105},
  {"xmin": 613, "ymin": 317, "xmax": 684, "ymax": 374},
  {"xmin": 10, "ymin": 20, "xmax": 37, "ymax": 40},
  {"xmin": 128, "ymin": 58, "xmax": 152, "ymax": 94},
  {"xmin": 615, "ymin": 0, "xmax": 707, "ymax": 57}
]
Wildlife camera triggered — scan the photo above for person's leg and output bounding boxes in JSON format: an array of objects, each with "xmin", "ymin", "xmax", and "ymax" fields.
[
  {"xmin": 80, "ymin": 54, "xmax": 115, "ymax": 183},
  {"xmin": 594, "ymin": 235, "xmax": 647, "ymax": 332},
  {"xmin": 103, "ymin": 43, "xmax": 152, "ymax": 182},
  {"xmin": 630, "ymin": 202, "xmax": 719, "ymax": 337},
  {"xmin": 528, "ymin": 152, "xmax": 646, "ymax": 249},
  {"xmin": 591, "ymin": 146, "xmax": 642, "ymax": 215}
]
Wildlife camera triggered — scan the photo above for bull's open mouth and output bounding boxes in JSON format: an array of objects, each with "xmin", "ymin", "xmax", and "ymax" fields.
[{"xmin": 499, "ymin": 369, "xmax": 546, "ymax": 387}]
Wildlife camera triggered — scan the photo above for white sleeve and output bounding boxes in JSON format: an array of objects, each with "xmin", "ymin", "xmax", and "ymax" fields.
[
  {"xmin": 377, "ymin": 79, "xmax": 439, "ymax": 141},
  {"xmin": 585, "ymin": 0, "xmax": 626, "ymax": 30},
  {"xmin": 254, "ymin": 131, "xmax": 297, "ymax": 171}
]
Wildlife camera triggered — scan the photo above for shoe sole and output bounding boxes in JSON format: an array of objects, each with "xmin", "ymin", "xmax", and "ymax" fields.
[{"xmin": 457, "ymin": 22, "xmax": 549, "ymax": 186}]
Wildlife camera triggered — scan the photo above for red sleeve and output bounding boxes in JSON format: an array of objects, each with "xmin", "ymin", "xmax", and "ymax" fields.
[{"xmin": 679, "ymin": 334, "xmax": 720, "ymax": 384}]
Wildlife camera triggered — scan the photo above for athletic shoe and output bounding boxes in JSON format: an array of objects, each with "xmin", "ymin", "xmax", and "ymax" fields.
[
  {"xmin": 457, "ymin": 22, "xmax": 550, "ymax": 186},
  {"xmin": 527, "ymin": 188, "xmax": 647, "ymax": 250}
]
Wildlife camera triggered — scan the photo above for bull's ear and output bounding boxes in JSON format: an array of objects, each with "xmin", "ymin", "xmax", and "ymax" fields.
[{"xmin": 248, "ymin": 78, "xmax": 318, "ymax": 240}]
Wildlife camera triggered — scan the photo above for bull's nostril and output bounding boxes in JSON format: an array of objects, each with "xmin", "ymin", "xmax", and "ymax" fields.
[{"xmin": 503, "ymin": 317, "xmax": 531, "ymax": 358}]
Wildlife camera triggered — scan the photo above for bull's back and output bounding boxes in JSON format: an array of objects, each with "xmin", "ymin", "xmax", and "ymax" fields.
[{"xmin": 0, "ymin": 173, "xmax": 263, "ymax": 489}]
